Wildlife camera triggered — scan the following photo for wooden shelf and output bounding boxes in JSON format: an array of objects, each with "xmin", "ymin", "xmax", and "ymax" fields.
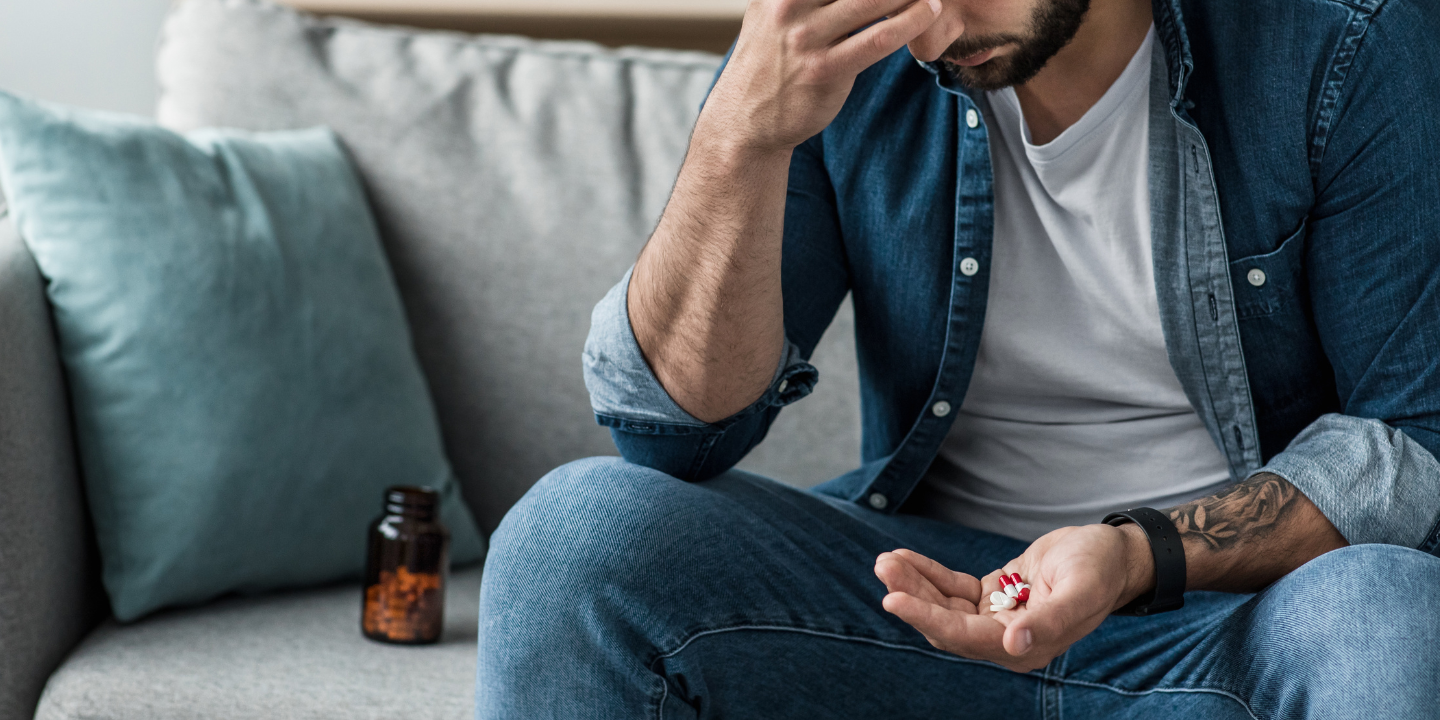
[{"xmin": 281, "ymin": 0, "xmax": 744, "ymax": 53}]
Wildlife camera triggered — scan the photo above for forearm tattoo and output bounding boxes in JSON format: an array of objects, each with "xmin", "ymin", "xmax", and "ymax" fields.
[{"xmin": 1166, "ymin": 473, "xmax": 1299, "ymax": 551}]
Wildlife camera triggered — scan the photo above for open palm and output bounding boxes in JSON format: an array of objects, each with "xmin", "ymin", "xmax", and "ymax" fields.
[{"xmin": 875, "ymin": 524, "xmax": 1143, "ymax": 672}]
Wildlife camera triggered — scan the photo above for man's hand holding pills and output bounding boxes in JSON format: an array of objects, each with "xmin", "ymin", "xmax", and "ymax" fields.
[{"xmin": 874, "ymin": 523, "xmax": 1157, "ymax": 673}]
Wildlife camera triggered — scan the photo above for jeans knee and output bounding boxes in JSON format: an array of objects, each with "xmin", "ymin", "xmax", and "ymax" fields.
[
  {"xmin": 1287, "ymin": 544, "xmax": 1439, "ymax": 611},
  {"xmin": 484, "ymin": 457, "xmax": 700, "ymax": 594},
  {"xmin": 1241, "ymin": 545, "xmax": 1440, "ymax": 716},
  {"xmin": 1260, "ymin": 545, "xmax": 1440, "ymax": 681}
]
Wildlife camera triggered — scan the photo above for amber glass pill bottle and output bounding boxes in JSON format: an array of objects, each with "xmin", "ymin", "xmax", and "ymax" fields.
[{"xmin": 362, "ymin": 486, "xmax": 449, "ymax": 644}]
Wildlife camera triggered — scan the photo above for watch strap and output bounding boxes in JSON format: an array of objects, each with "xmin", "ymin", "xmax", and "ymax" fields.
[{"xmin": 1102, "ymin": 507, "xmax": 1186, "ymax": 616}]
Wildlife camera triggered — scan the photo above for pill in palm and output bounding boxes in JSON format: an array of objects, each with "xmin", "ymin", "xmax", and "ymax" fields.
[
  {"xmin": 994, "ymin": 570, "xmax": 1032, "ymax": 606},
  {"xmin": 998, "ymin": 574, "xmax": 1019, "ymax": 597},
  {"xmin": 989, "ymin": 591, "xmax": 1016, "ymax": 610}
]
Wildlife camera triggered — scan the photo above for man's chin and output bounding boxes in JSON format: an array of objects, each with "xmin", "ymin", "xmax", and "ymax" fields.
[{"xmin": 941, "ymin": 57, "xmax": 1022, "ymax": 92}]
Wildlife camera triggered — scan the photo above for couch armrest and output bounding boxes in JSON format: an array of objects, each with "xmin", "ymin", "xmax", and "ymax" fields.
[{"xmin": 0, "ymin": 200, "xmax": 106, "ymax": 720}]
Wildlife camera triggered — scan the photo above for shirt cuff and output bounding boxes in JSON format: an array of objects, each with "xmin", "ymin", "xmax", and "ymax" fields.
[
  {"xmin": 1254, "ymin": 413, "xmax": 1440, "ymax": 552},
  {"xmin": 582, "ymin": 266, "xmax": 817, "ymax": 431}
]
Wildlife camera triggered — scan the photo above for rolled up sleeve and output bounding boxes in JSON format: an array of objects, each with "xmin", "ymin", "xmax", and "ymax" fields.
[
  {"xmin": 1255, "ymin": 415, "xmax": 1440, "ymax": 554},
  {"xmin": 582, "ymin": 265, "xmax": 818, "ymax": 479}
]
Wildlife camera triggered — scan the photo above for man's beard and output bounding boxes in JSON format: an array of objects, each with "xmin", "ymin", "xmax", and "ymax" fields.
[{"xmin": 938, "ymin": 0, "xmax": 1091, "ymax": 91}]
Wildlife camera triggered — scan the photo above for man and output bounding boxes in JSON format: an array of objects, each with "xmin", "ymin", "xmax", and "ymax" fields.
[{"xmin": 477, "ymin": 0, "xmax": 1440, "ymax": 715}]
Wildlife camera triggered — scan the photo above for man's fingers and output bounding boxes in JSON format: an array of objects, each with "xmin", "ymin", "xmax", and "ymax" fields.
[
  {"xmin": 891, "ymin": 548, "xmax": 982, "ymax": 602},
  {"xmin": 806, "ymin": 0, "xmax": 932, "ymax": 47},
  {"xmin": 875, "ymin": 552, "xmax": 949, "ymax": 604},
  {"xmin": 827, "ymin": 0, "xmax": 941, "ymax": 76},
  {"xmin": 882, "ymin": 591, "xmax": 1007, "ymax": 657},
  {"xmin": 904, "ymin": 8, "xmax": 963, "ymax": 63}
]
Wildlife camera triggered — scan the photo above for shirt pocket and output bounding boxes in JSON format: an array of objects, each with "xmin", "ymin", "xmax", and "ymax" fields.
[{"xmin": 1230, "ymin": 220, "xmax": 1307, "ymax": 320}]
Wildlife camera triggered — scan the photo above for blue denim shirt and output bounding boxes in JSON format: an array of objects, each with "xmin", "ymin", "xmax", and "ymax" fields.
[{"xmin": 583, "ymin": 0, "xmax": 1440, "ymax": 555}]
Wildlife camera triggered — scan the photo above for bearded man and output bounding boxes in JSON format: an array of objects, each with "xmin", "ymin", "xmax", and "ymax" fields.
[{"xmin": 476, "ymin": 0, "xmax": 1440, "ymax": 716}]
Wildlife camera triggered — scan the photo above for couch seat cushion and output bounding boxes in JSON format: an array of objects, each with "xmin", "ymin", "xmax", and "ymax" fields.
[{"xmin": 35, "ymin": 568, "xmax": 483, "ymax": 720}]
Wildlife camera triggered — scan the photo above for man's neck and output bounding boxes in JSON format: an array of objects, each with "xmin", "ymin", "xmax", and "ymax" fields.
[{"xmin": 1012, "ymin": 0, "xmax": 1154, "ymax": 145}]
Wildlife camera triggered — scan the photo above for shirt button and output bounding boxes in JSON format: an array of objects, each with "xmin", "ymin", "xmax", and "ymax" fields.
[
  {"xmin": 966, "ymin": 109, "xmax": 980, "ymax": 128},
  {"xmin": 960, "ymin": 257, "xmax": 979, "ymax": 276},
  {"xmin": 868, "ymin": 492, "xmax": 889, "ymax": 510},
  {"xmin": 778, "ymin": 379, "xmax": 788, "ymax": 393},
  {"xmin": 1247, "ymin": 268, "xmax": 1267, "ymax": 287},
  {"xmin": 931, "ymin": 400, "xmax": 952, "ymax": 417}
]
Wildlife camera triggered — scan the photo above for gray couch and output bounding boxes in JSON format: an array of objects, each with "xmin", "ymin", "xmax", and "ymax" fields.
[{"xmin": 0, "ymin": 0, "xmax": 863, "ymax": 717}]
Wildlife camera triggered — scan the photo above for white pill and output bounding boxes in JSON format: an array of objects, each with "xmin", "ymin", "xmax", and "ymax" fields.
[
  {"xmin": 989, "ymin": 591, "xmax": 1016, "ymax": 610},
  {"xmin": 989, "ymin": 605, "xmax": 1005, "ymax": 612}
]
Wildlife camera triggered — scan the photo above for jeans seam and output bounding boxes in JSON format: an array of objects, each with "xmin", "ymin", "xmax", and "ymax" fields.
[
  {"xmin": 646, "ymin": 625, "xmax": 1260, "ymax": 720},
  {"xmin": 652, "ymin": 623, "xmax": 1012, "ymax": 669},
  {"xmin": 1039, "ymin": 651, "xmax": 1066, "ymax": 720},
  {"xmin": 1049, "ymin": 677, "xmax": 1260, "ymax": 720},
  {"xmin": 1418, "ymin": 511, "xmax": 1440, "ymax": 556},
  {"xmin": 655, "ymin": 674, "xmax": 669, "ymax": 720},
  {"xmin": 1055, "ymin": 651, "xmax": 1069, "ymax": 720},
  {"xmin": 648, "ymin": 622, "xmax": 1037, "ymax": 718}
]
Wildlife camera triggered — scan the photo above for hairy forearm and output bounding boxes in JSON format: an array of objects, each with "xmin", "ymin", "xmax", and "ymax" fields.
[
  {"xmin": 1163, "ymin": 472, "xmax": 1348, "ymax": 593},
  {"xmin": 627, "ymin": 123, "xmax": 791, "ymax": 423},
  {"xmin": 626, "ymin": 0, "xmax": 946, "ymax": 424}
]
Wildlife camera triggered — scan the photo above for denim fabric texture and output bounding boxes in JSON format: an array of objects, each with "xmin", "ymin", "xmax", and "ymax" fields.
[
  {"xmin": 581, "ymin": 0, "xmax": 1440, "ymax": 552},
  {"xmin": 478, "ymin": 458, "xmax": 1440, "ymax": 718}
]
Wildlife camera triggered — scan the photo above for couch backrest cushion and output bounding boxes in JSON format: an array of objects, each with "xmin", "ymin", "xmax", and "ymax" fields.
[{"xmin": 157, "ymin": 0, "xmax": 861, "ymax": 532}]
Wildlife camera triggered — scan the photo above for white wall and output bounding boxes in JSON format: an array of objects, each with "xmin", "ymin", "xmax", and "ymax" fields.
[{"xmin": 0, "ymin": 0, "xmax": 176, "ymax": 115}]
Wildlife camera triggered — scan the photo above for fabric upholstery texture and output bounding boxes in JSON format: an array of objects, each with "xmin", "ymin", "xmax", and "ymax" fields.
[
  {"xmin": 34, "ymin": 568, "xmax": 485, "ymax": 720},
  {"xmin": 18, "ymin": 0, "xmax": 866, "ymax": 714},
  {"xmin": 156, "ymin": 0, "xmax": 864, "ymax": 533},
  {"xmin": 0, "ymin": 91, "xmax": 484, "ymax": 622},
  {"xmin": 0, "ymin": 204, "xmax": 107, "ymax": 720}
]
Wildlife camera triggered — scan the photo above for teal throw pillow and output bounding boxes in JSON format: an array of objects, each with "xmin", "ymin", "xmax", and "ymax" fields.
[{"xmin": 0, "ymin": 91, "xmax": 485, "ymax": 621}]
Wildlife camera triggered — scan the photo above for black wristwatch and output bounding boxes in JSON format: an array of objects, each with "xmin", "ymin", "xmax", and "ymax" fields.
[{"xmin": 1102, "ymin": 507, "xmax": 1186, "ymax": 616}]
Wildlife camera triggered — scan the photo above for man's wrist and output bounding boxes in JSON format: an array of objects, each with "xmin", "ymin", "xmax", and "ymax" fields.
[
  {"xmin": 1115, "ymin": 521, "xmax": 1157, "ymax": 611},
  {"xmin": 691, "ymin": 112, "xmax": 798, "ymax": 166}
]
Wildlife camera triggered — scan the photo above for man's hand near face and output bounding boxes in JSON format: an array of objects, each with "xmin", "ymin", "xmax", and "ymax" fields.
[
  {"xmin": 876, "ymin": 472, "xmax": 1347, "ymax": 671},
  {"xmin": 708, "ymin": 0, "xmax": 945, "ymax": 154}
]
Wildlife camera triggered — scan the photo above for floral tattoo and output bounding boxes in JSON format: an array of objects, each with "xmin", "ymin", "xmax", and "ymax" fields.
[{"xmin": 1167, "ymin": 472, "xmax": 1299, "ymax": 551}]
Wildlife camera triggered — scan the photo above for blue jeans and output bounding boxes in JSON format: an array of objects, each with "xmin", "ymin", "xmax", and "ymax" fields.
[{"xmin": 476, "ymin": 458, "xmax": 1440, "ymax": 719}]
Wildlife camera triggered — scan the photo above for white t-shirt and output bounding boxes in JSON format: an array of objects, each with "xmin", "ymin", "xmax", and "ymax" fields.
[{"xmin": 921, "ymin": 27, "xmax": 1232, "ymax": 541}]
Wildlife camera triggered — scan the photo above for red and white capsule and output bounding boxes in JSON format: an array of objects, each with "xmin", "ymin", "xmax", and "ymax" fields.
[
  {"xmin": 996, "ymin": 572, "xmax": 1032, "ymax": 604},
  {"xmin": 1008, "ymin": 573, "xmax": 1032, "ymax": 603},
  {"xmin": 999, "ymin": 574, "xmax": 1020, "ymax": 598}
]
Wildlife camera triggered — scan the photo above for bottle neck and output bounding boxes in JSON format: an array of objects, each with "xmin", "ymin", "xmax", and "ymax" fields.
[{"xmin": 383, "ymin": 486, "xmax": 440, "ymax": 522}]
